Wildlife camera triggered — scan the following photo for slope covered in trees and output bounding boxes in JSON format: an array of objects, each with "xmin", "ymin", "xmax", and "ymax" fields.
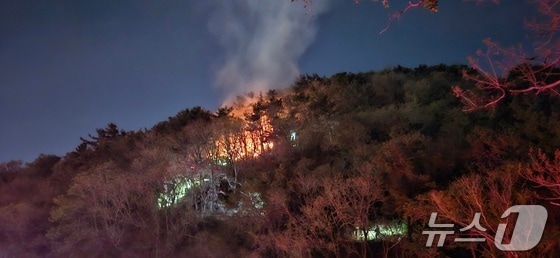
[{"xmin": 1, "ymin": 64, "xmax": 560, "ymax": 257}]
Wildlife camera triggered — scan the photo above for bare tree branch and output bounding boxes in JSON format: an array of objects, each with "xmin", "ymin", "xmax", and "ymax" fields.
[{"xmin": 455, "ymin": 0, "xmax": 560, "ymax": 110}]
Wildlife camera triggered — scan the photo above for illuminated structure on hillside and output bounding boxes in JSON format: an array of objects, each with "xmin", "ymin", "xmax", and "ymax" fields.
[{"xmin": 158, "ymin": 108, "xmax": 276, "ymax": 210}]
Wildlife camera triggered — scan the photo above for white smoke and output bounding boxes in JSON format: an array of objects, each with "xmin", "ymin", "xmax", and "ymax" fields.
[{"xmin": 207, "ymin": 0, "xmax": 329, "ymax": 102}]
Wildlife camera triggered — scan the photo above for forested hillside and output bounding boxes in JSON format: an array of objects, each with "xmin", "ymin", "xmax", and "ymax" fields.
[{"xmin": 2, "ymin": 64, "xmax": 559, "ymax": 257}]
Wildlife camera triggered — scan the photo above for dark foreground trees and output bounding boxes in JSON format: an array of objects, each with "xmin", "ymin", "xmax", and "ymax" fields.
[{"xmin": 2, "ymin": 65, "xmax": 560, "ymax": 257}]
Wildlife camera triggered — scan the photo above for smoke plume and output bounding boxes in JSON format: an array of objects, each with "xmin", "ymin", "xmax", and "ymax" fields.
[{"xmin": 207, "ymin": 0, "xmax": 329, "ymax": 103}]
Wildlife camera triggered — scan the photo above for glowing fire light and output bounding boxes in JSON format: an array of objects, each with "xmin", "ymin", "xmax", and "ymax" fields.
[{"xmin": 213, "ymin": 112, "xmax": 274, "ymax": 163}]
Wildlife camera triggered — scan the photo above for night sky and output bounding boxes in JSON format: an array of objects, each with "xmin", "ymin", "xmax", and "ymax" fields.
[{"xmin": 0, "ymin": 0, "xmax": 533, "ymax": 162}]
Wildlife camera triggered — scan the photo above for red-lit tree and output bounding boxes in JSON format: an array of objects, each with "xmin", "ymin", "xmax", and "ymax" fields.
[
  {"xmin": 522, "ymin": 149, "xmax": 560, "ymax": 207},
  {"xmin": 409, "ymin": 166, "xmax": 539, "ymax": 257},
  {"xmin": 295, "ymin": 0, "xmax": 558, "ymax": 109},
  {"xmin": 452, "ymin": 0, "xmax": 560, "ymax": 111}
]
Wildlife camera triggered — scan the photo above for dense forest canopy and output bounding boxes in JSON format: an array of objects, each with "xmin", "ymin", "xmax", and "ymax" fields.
[{"xmin": 1, "ymin": 64, "xmax": 560, "ymax": 257}]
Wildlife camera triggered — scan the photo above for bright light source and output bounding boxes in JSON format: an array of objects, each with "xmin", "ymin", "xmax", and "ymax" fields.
[
  {"xmin": 157, "ymin": 177, "xmax": 193, "ymax": 208},
  {"xmin": 290, "ymin": 130, "xmax": 297, "ymax": 141},
  {"xmin": 354, "ymin": 221, "xmax": 407, "ymax": 241}
]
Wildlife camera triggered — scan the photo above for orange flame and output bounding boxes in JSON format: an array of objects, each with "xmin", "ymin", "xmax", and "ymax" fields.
[{"xmin": 214, "ymin": 110, "xmax": 274, "ymax": 162}]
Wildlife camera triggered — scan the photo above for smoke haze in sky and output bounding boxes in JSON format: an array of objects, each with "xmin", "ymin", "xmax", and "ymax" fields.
[
  {"xmin": 0, "ymin": 0, "xmax": 530, "ymax": 162},
  {"xmin": 207, "ymin": 0, "xmax": 329, "ymax": 102}
]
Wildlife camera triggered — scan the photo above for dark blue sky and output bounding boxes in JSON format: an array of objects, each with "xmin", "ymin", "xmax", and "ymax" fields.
[{"xmin": 0, "ymin": 0, "xmax": 532, "ymax": 162}]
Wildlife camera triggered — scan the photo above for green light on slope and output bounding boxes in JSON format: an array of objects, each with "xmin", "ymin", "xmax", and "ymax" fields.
[
  {"xmin": 354, "ymin": 221, "xmax": 407, "ymax": 241},
  {"xmin": 157, "ymin": 177, "xmax": 193, "ymax": 208}
]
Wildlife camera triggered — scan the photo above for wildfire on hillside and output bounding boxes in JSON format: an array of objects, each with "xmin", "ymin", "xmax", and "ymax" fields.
[{"xmin": 213, "ymin": 96, "xmax": 275, "ymax": 163}]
